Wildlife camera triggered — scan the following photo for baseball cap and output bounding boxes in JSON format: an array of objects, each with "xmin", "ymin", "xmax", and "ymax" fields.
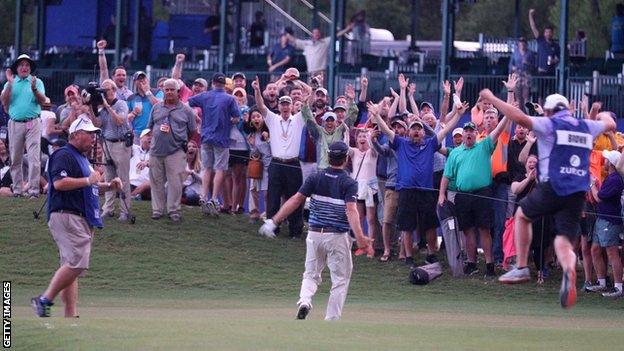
[
  {"xmin": 278, "ymin": 96, "xmax": 292, "ymax": 104},
  {"xmin": 212, "ymin": 72, "xmax": 226, "ymax": 84},
  {"xmin": 284, "ymin": 67, "xmax": 300, "ymax": 79},
  {"xmin": 408, "ymin": 120, "xmax": 424, "ymax": 129},
  {"xmin": 420, "ymin": 101, "xmax": 434, "ymax": 111},
  {"xmin": 64, "ymin": 85, "xmax": 79, "ymax": 96},
  {"xmin": 69, "ymin": 117, "xmax": 100, "ymax": 134},
  {"xmin": 602, "ymin": 149, "xmax": 621, "ymax": 167},
  {"xmin": 543, "ymin": 93, "xmax": 570, "ymax": 110},
  {"xmin": 327, "ymin": 141, "xmax": 349, "ymax": 157},
  {"xmin": 193, "ymin": 78, "xmax": 208, "ymax": 88},
  {"xmin": 231, "ymin": 72, "xmax": 246, "ymax": 80},
  {"xmin": 390, "ymin": 119, "xmax": 408, "ymax": 130},
  {"xmin": 315, "ymin": 87, "xmax": 328, "ymax": 96},
  {"xmin": 452, "ymin": 127, "xmax": 464, "ymax": 136},
  {"xmin": 140, "ymin": 129, "xmax": 151, "ymax": 138},
  {"xmin": 233, "ymin": 87, "xmax": 247, "ymax": 96},
  {"xmin": 463, "ymin": 121, "xmax": 477, "ymax": 130},
  {"xmin": 132, "ymin": 71, "xmax": 147, "ymax": 81},
  {"xmin": 322, "ymin": 111, "xmax": 337, "ymax": 122},
  {"xmin": 333, "ymin": 103, "xmax": 347, "ymax": 111}
]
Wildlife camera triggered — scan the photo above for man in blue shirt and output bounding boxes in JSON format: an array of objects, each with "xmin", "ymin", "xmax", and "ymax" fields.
[
  {"xmin": 127, "ymin": 71, "xmax": 164, "ymax": 141},
  {"xmin": 188, "ymin": 72, "xmax": 240, "ymax": 215},
  {"xmin": 31, "ymin": 118, "xmax": 122, "ymax": 318},
  {"xmin": 1, "ymin": 54, "xmax": 47, "ymax": 197},
  {"xmin": 267, "ymin": 33, "xmax": 294, "ymax": 74},
  {"xmin": 529, "ymin": 8, "xmax": 560, "ymax": 75},
  {"xmin": 369, "ymin": 100, "xmax": 464, "ymax": 267},
  {"xmin": 259, "ymin": 142, "xmax": 371, "ymax": 321}
]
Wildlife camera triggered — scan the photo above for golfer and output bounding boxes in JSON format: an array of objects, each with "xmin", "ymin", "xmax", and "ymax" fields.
[
  {"xmin": 31, "ymin": 118, "xmax": 122, "ymax": 317},
  {"xmin": 259, "ymin": 141, "xmax": 372, "ymax": 320},
  {"xmin": 480, "ymin": 90, "xmax": 615, "ymax": 309}
]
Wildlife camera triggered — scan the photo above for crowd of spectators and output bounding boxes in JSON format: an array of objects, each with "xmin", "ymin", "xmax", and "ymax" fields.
[{"xmin": 2, "ymin": 15, "xmax": 624, "ymax": 300}]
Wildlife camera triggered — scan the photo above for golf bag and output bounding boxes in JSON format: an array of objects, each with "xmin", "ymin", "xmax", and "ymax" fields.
[
  {"xmin": 409, "ymin": 262, "xmax": 443, "ymax": 285},
  {"xmin": 437, "ymin": 200, "xmax": 464, "ymax": 277}
]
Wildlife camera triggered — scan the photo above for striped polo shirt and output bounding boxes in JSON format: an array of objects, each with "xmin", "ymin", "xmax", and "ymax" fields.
[{"xmin": 298, "ymin": 167, "xmax": 358, "ymax": 232}]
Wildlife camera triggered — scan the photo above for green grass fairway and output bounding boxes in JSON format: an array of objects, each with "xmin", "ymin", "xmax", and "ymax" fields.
[{"xmin": 2, "ymin": 199, "xmax": 624, "ymax": 350}]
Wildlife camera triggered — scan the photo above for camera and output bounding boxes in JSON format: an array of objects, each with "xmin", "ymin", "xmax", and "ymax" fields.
[
  {"xmin": 81, "ymin": 82, "xmax": 106, "ymax": 115},
  {"xmin": 124, "ymin": 131, "xmax": 134, "ymax": 147}
]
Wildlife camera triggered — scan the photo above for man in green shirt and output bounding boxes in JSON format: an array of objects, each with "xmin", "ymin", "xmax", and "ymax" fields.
[
  {"xmin": 438, "ymin": 118, "xmax": 509, "ymax": 278},
  {"xmin": 0, "ymin": 54, "xmax": 47, "ymax": 197}
]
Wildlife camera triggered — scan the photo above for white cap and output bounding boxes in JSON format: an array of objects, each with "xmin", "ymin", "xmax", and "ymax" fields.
[
  {"xmin": 452, "ymin": 127, "xmax": 463, "ymax": 136},
  {"xmin": 69, "ymin": 117, "xmax": 100, "ymax": 134},
  {"xmin": 543, "ymin": 94, "xmax": 570, "ymax": 110},
  {"xmin": 602, "ymin": 149, "xmax": 621, "ymax": 167},
  {"xmin": 140, "ymin": 128, "xmax": 151, "ymax": 138}
]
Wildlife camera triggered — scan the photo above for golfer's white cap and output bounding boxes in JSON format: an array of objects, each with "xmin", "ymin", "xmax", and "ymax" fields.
[
  {"xmin": 602, "ymin": 149, "xmax": 621, "ymax": 167},
  {"xmin": 69, "ymin": 117, "xmax": 100, "ymax": 134},
  {"xmin": 543, "ymin": 94, "xmax": 569, "ymax": 110}
]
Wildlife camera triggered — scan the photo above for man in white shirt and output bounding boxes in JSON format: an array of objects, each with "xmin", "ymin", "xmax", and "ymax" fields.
[{"xmin": 252, "ymin": 77, "xmax": 306, "ymax": 238}]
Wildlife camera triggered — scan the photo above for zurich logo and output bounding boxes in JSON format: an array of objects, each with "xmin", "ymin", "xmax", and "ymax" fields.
[{"xmin": 569, "ymin": 155, "xmax": 581, "ymax": 167}]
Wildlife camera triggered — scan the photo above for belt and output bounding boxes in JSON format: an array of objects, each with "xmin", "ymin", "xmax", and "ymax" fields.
[
  {"xmin": 309, "ymin": 226, "xmax": 347, "ymax": 234},
  {"xmin": 51, "ymin": 209, "xmax": 85, "ymax": 218},
  {"xmin": 12, "ymin": 116, "xmax": 39, "ymax": 123},
  {"xmin": 105, "ymin": 138, "xmax": 124, "ymax": 143},
  {"xmin": 272, "ymin": 157, "xmax": 299, "ymax": 163}
]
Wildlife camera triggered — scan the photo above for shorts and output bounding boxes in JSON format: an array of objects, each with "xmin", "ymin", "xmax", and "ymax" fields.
[
  {"xmin": 593, "ymin": 218, "xmax": 623, "ymax": 247},
  {"xmin": 356, "ymin": 179, "xmax": 379, "ymax": 208},
  {"xmin": 382, "ymin": 188, "xmax": 399, "ymax": 225},
  {"xmin": 229, "ymin": 149, "xmax": 249, "ymax": 166},
  {"xmin": 519, "ymin": 182, "xmax": 585, "ymax": 240},
  {"xmin": 454, "ymin": 186, "xmax": 493, "ymax": 231},
  {"xmin": 201, "ymin": 143, "xmax": 229, "ymax": 171},
  {"xmin": 396, "ymin": 188, "xmax": 439, "ymax": 232},
  {"xmin": 48, "ymin": 212, "xmax": 93, "ymax": 270},
  {"xmin": 357, "ymin": 193, "xmax": 379, "ymax": 206}
]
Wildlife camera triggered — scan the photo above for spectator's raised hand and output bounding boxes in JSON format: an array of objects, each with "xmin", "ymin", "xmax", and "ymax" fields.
[
  {"xmin": 398, "ymin": 73, "xmax": 409, "ymax": 89},
  {"xmin": 251, "ymin": 76, "xmax": 260, "ymax": 91},
  {"xmin": 534, "ymin": 103, "xmax": 544, "ymax": 115},
  {"xmin": 442, "ymin": 80, "xmax": 451, "ymax": 95},
  {"xmin": 5, "ymin": 69, "xmax": 14, "ymax": 84},
  {"xmin": 361, "ymin": 76, "xmax": 368, "ymax": 89},
  {"xmin": 389, "ymin": 87, "xmax": 399, "ymax": 99},
  {"xmin": 176, "ymin": 53, "xmax": 186, "ymax": 63},
  {"xmin": 366, "ymin": 101, "xmax": 379, "ymax": 117},
  {"xmin": 527, "ymin": 130, "xmax": 536, "ymax": 143},
  {"xmin": 30, "ymin": 76, "xmax": 38, "ymax": 91},
  {"xmin": 502, "ymin": 73, "xmax": 518, "ymax": 92},
  {"xmin": 408, "ymin": 82, "xmax": 416, "ymax": 96},
  {"xmin": 479, "ymin": 88, "xmax": 495, "ymax": 102},
  {"xmin": 454, "ymin": 76, "xmax": 464, "ymax": 96},
  {"xmin": 454, "ymin": 101, "xmax": 470, "ymax": 115},
  {"xmin": 345, "ymin": 84, "xmax": 355, "ymax": 101},
  {"xmin": 96, "ymin": 40, "xmax": 107, "ymax": 50}
]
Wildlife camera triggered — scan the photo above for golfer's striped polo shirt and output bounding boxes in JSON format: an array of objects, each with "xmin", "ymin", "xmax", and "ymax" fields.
[{"xmin": 298, "ymin": 167, "xmax": 358, "ymax": 233}]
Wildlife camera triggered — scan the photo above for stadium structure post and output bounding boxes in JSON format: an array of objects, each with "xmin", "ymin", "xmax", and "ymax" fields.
[
  {"xmin": 337, "ymin": 0, "xmax": 345, "ymax": 63},
  {"xmin": 514, "ymin": 0, "xmax": 521, "ymax": 39},
  {"xmin": 36, "ymin": 0, "xmax": 46, "ymax": 57},
  {"xmin": 439, "ymin": 0, "xmax": 451, "ymax": 111},
  {"xmin": 410, "ymin": 0, "xmax": 419, "ymax": 50},
  {"xmin": 557, "ymin": 0, "xmax": 569, "ymax": 96},
  {"xmin": 218, "ymin": 0, "xmax": 227, "ymax": 73},
  {"xmin": 328, "ymin": 0, "xmax": 337, "ymax": 101},
  {"xmin": 14, "ymin": 0, "xmax": 23, "ymax": 58},
  {"xmin": 312, "ymin": 0, "xmax": 319, "ymax": 29},
  {"xmin": 132, "ymin": 0, "xmax": 140, "ymax": 61},
  {"xmin": 114, "ymin": 0, "xmax": 122, "ymax": 66}
]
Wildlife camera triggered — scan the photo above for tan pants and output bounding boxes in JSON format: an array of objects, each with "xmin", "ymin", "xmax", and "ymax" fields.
[
  {"xmin": 102, "ymin": 141, "xmax": 131, "ymax": 215},
  {"xmin": 149, "ymin": 150, "xmax": 186, "ymax": 217},
  {"xmin": 8, "ymin": 118, "xmax": 41, "ymax": 195},
  {"xmin": 298, "ymin": 231, "xmax": 353, "ymax": 321}
]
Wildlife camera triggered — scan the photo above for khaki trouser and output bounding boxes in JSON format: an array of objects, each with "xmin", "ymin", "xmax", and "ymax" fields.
[
  {"xmin": 149, "ymin": 150, "xmax": 186, "ymax": 217},
  {"xmin": 298, "ymin": 231, "xmax": 353, "ymax": 321},
  {"xmin": 8, "ymin": 118, "xmax": 41, "ymax": 195},
  {"xmin": 102, "ymin": 140, "xmax": 132, "ymax": 215}
]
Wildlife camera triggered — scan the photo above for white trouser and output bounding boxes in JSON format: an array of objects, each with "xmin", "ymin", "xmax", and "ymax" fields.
[{"xmin": 298, "ymin": 231, "xmax": 353, "ymax": 321}]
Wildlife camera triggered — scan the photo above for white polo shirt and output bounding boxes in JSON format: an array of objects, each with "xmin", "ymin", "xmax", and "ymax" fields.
[{"xmin": 264, "ymin": 110, "xmax": 304, "ymax": 159}]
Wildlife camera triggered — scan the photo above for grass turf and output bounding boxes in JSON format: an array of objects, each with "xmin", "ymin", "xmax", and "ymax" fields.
[{"xmin": 2, "ymin": 198, "xmax": 624, "ymax": 350}]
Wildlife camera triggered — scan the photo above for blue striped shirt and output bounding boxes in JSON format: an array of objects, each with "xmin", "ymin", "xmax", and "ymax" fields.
[{"xmin": 299, "ymin": 168, "xmax": 358, "ymax": 232}]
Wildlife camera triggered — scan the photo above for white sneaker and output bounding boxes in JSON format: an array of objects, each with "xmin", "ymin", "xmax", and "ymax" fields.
[
  {"xmin": 585, "ymin": 284, "xmax": 607, "ymax": 293},
  {"xmin": 498, "ymin": 267, "xmax": 530, "ymax": 284}
]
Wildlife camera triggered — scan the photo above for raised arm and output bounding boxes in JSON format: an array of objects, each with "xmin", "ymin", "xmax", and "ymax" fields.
[
  {"xmin": 97, "ymin": 40, "xmax": 110, "ymax": 83},
  {"xmin": 359, "ymin": 76, "xmax": 368, "ymax": 103},
  {"xmin": 440, "ymin": 80, "xmax": 451, "ymax": 119},
  {"xmin": 511, "ymin": 169, "xmax": 536, "ymax": 194},
  {"xmin": 518, "ymin": 131, "xmax": 536, "ymax": 164},
  {"xmin": 407, "ymin": 82, "xmax": 419, "ymax": 115},
  {"xmin": 437, "ymin": 101, "xmax": 468, "ymax": 144},
  {"xmin": 388, "ymin": 88, "xmax": 400, "ymax": 117},
  {"xmin": 479, "ymin": 89, "xmax": 532, "ymax": 129},
  {"xmin": 528, "ymin": 8, "xmax": 540, "ymax": 39},
  {"xmin": 502, "ymin": 73, "xmax": 518, "ymax": 105},
  {"xmin": 251, "ymin": 76, "xmax": 267, "ymax": 117},
  {"xmin": 489, "ymin": 116, "xmax": 510, "ymax": 144},
  {"xmin": 336, "ymin": 22, "xmax": 355, "ymax": 38},
  {"xmin": 398, "ymin": 74, "xmax": 408, "ymax": 114},
  {"xmin": 171, "ymin": 53, "xmax": 185, "ymax": 80},
  {"xmin": 368, "ymin": 101, "xmax": 395, "ymax": 141}
]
